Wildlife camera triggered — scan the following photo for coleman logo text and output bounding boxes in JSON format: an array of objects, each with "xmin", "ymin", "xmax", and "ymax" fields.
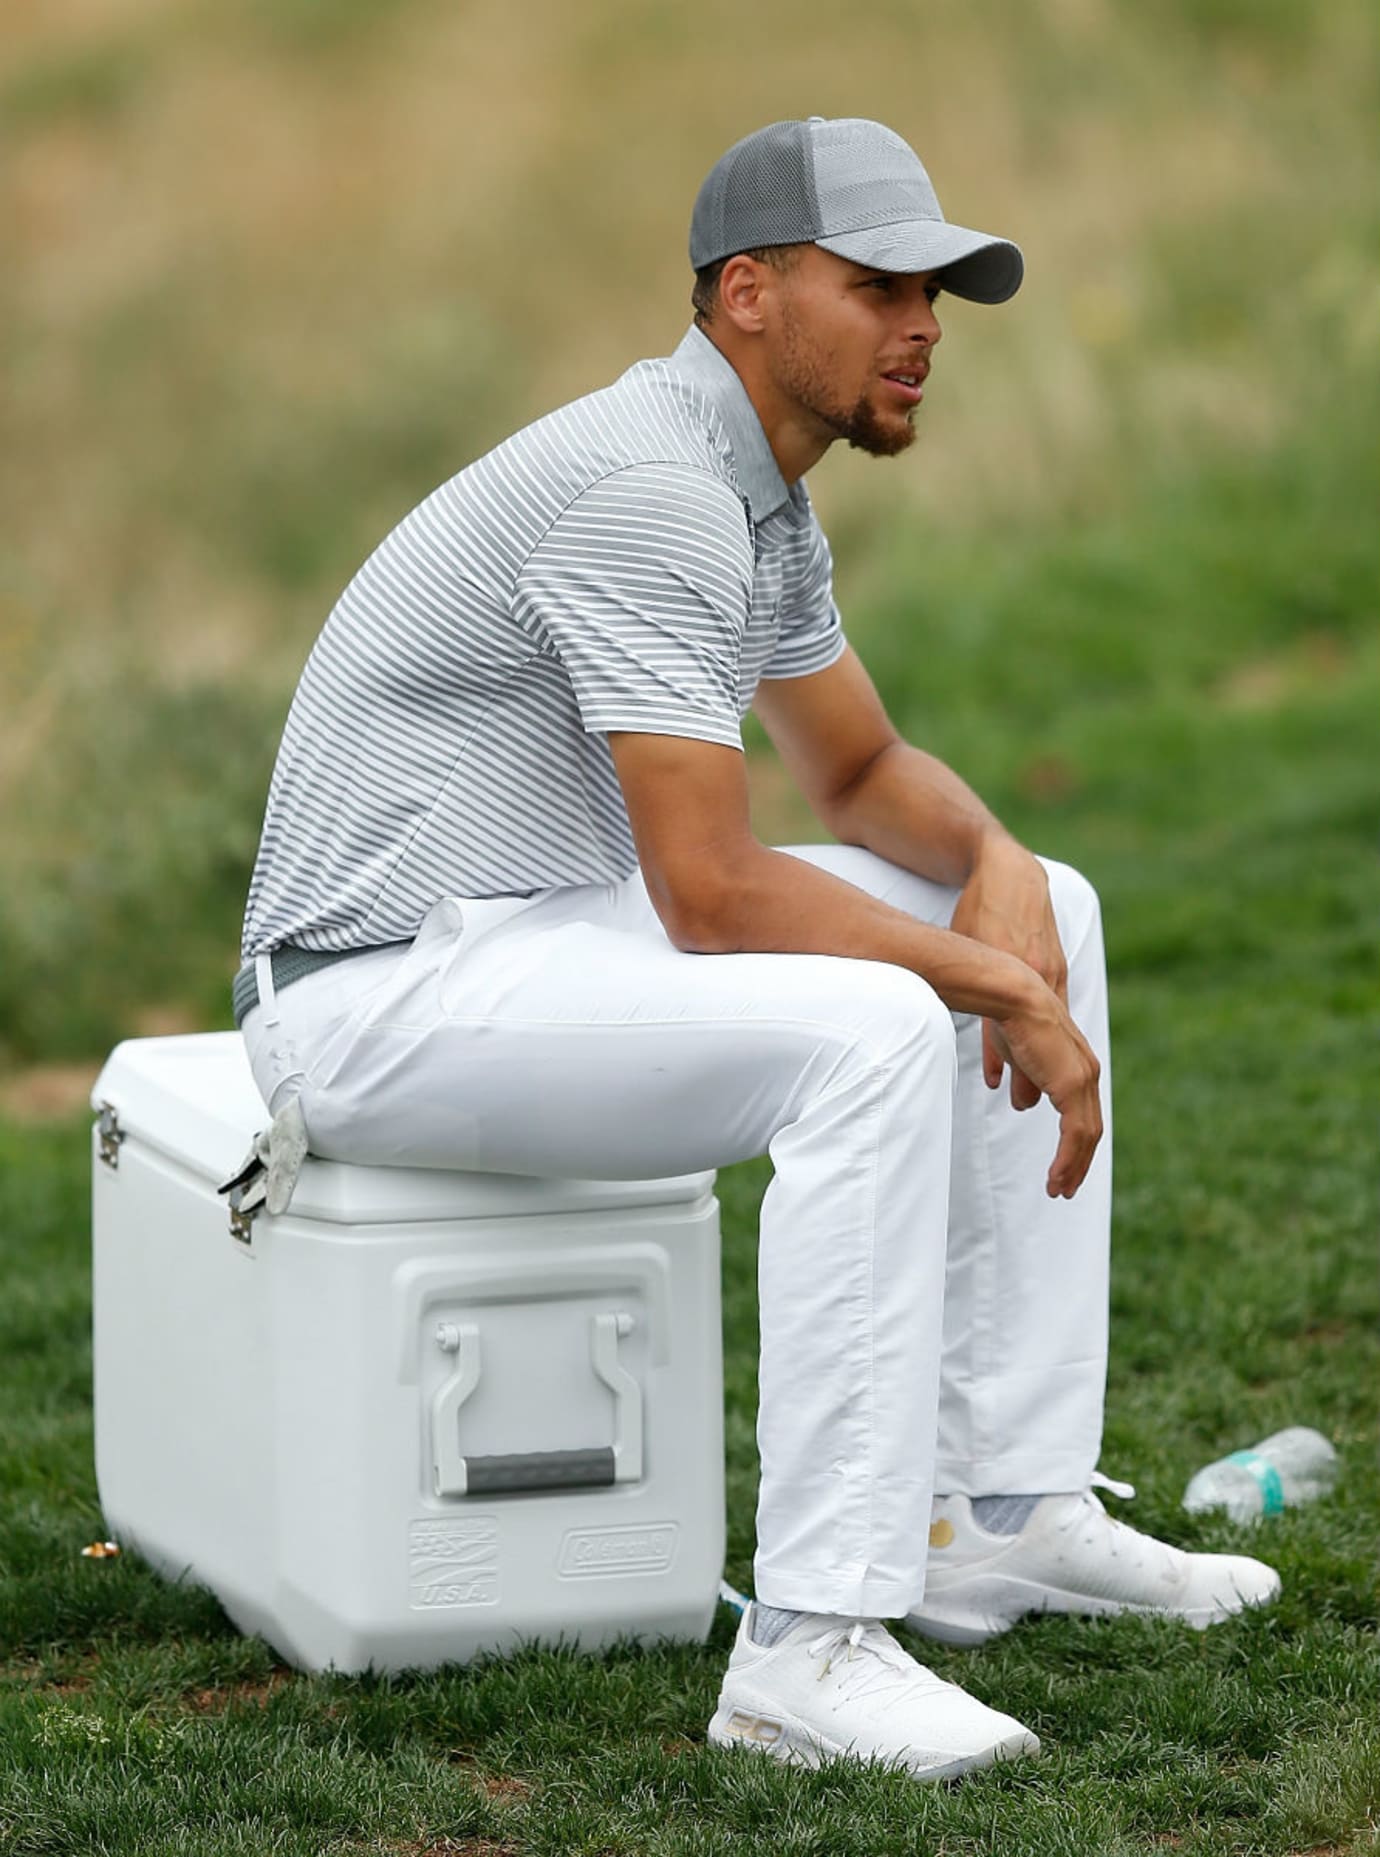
[{"xmin": 558, "ymin": 1522, "xmax": 678, "ymax": 1577}]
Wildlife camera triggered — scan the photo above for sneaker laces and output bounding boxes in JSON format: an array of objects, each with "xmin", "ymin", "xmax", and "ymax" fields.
[
  {"xmin": 1090, "ymin": 1470, "xmax": 1136, "ymax": 1501},
  {"xmin": 1055, "ymin": 1472, "xmax": 1135, "ymax": 1537},
  {"xmin": 1056, "ymin": 1471, "xmax": 1182, "ymax": 1581},
  {"xmin": 805, "ymin": 1619, "xmax": 945, "ymax": 1704}
]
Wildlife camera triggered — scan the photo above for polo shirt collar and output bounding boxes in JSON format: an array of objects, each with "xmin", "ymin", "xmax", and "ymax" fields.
[{"xmin": 671, "ymin": 324, "xmax": 791, "ymax": 521}]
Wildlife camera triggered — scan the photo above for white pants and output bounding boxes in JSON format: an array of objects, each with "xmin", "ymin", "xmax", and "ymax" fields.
[{"xmin": 242, "ymin": 846, "xmax": 1112, "ymax": 1619}]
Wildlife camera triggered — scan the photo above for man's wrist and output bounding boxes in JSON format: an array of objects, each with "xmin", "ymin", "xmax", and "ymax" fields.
[
  {"xmin": 967, "ymin": 825, "xmax": 1045, "ymax": 889},
  {"xmin": 947, "ymin": 939, "xmax": 1048, "ymax": 1021},
  {"xmin": 989, "ymin": 952, "xmax": 1050, "ymax": 1020}
]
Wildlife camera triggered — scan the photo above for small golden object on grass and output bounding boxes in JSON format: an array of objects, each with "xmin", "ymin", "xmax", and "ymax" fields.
[{"xmin": 80, "ymin": 1541, "xmax": 121, "ymax": 1559}]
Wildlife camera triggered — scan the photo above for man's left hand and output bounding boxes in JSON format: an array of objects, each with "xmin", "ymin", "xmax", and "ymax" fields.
[{"xmin": 950, "ymin": 835, "xmax": 1069, "ymax": 1110}]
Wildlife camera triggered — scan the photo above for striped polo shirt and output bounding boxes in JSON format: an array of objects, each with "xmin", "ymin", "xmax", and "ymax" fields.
[{"xmin": 241, "ymin": 323, "xmax": 847, "ymax": 958}]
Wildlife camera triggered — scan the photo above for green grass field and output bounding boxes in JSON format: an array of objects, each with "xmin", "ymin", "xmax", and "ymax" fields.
[
  {"xmin": 3, "ymin": 415, "xmax": 1378, "ymax": 1852},
  {"xmin": 2, "ymin": 0, "xmax": 1378, "ymax": 1849}
]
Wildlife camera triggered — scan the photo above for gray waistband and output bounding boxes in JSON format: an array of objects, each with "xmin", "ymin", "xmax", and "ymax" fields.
[{"xmin": 232, "ymin": 942, "xmax": 409, "ymax": 1029}]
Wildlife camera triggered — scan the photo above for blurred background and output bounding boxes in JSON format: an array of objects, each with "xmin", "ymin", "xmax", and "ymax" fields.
[{"xmin": 1, "ymin": 0, "xmax": 1376, "ymax": 1101}]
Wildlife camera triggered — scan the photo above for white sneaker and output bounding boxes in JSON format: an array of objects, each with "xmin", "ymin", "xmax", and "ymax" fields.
[
  {"xmin": 707, "ymin": 1607, "xmax": 1040, "ymax": 1781},
  {"xmin": 909, "ymin": 1475, "xmax": 1283, "ymax": 1647}
]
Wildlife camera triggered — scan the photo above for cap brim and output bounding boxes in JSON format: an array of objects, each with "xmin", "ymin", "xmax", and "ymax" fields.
[{"xmin": 815, "ymin": 221, "xmax": 1023, "ymax": 304}]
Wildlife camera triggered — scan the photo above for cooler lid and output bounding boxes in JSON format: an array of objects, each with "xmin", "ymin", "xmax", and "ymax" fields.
[{"xmin": 91, "ymin": 1033, "xmax": 715, "ymax": 1225}]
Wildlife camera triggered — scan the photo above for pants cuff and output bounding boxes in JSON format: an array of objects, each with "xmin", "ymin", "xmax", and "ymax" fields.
[
  {"xmin": 752, "ymin": 1562, "xmax": 923, "ymax": 1621},
  {"xmin": 933, "ymin": 1447, "xmax": 1099, "ymax": 1496}
]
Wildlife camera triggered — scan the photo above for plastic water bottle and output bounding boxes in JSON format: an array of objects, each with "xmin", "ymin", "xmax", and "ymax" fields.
[{"xmin": 1182, "ymin": 1427, "xmax": 1338, "ymax": 1523}]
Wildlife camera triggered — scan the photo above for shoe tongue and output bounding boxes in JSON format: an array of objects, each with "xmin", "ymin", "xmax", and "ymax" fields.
[
  {"xmin": 808, "ymin": 1620, "xmax": 954, "ymax": 1702},
  {"xmin": 795, "ymin": 1613, "xmax": 881, "ymax": 1651},
  {"xmin": 793, "ymin": 1611, "xmax": 870, "ymax": 1643},
  {"xmin": 781, "ymin": 1614, "xmax": 945, "ymax": 1688},
  {"xmin": 1038, "ymin": 1489, "xmax": 1102, "ymax": 1526},
  {"xmin": 807, "ymin": 1617, "xmax": 917, "ymax": 1668}
]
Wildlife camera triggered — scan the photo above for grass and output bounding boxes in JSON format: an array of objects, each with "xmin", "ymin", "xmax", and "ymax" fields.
[
  {"xmin": 2, "ymin": 1059, "xmax": 1378, "ymax": 1857},
  {"xmin": 3, "ymin": 411, "xmax": 1378, "ymax": 1848}
]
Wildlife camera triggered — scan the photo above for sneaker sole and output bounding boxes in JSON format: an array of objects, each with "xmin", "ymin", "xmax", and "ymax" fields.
[
  {"xmin": 706, "ymin": 1705, "xmax": 1040, "ymax": 1781},
  {"xmin": 909, "ymin": 1568, "xmax": 1283, "ymax": 1647}
]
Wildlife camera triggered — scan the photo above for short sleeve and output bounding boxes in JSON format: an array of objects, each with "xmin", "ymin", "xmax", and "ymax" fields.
[
  {"xmin": 514, "ymin": 464, "xmax": 754, "ymax": 750},
  {"xmin": 761, "ymin": 495, "xmax": 848, "ymax": 680}
]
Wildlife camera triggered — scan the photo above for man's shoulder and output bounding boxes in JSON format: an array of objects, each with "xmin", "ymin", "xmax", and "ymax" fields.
[
  {"xmin": 468, "ymin": 354, "xmax": 740, "ymax": 507},
  {"xmin": 373, "ymin": 349, "xmax": 752, "ymax": 597}
]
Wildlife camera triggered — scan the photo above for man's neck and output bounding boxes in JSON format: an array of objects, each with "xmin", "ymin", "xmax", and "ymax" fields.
[{"xmin": 697, "ymin": 325, "xmax": 832, "ymax": 486}]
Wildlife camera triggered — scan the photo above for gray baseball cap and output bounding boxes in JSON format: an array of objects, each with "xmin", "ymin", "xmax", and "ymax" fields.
[{"xmin": 690, "ymin": 116, "xmax": 1023, "ymax": 304}]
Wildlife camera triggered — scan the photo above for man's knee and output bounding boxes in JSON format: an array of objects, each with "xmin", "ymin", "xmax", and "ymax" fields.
[
  {"xmin": 1038, "ymin": 857, "xmax": 1103, "ymax": 949},
  {"xmin": 843, "ymin": 961, "xmax": 957, "ymax": 1073}
]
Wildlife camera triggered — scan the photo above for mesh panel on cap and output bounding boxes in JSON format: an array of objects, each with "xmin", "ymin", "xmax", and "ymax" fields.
[{"xmin": 689, "ymin": 120, "xmax": 821, "ymax": 269}]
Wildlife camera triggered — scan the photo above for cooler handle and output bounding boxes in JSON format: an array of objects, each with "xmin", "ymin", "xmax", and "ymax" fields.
[{"xmin": 431, "ymin": 1312, "xmax": 643, "ymax": 1498}]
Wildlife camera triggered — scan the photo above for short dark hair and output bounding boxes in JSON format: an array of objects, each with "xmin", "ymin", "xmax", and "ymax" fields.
[{"xmin": 691, "ymin": 243, "xmax": 804, "ymax": 327}]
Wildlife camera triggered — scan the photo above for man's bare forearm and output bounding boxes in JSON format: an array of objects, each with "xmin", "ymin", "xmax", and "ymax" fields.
[
  {"xmin": 657, "ymin": 836, "xmax": 1042, "ymax": 1022},
  {"xmin": 821, "ymin": 739, "xmax": 1017, "ymax": 888}
]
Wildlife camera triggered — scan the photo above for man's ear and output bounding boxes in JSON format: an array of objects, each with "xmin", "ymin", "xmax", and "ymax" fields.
[{"xmin": 717, "ymin": 255, "xmax": 772, "ymax": 335}]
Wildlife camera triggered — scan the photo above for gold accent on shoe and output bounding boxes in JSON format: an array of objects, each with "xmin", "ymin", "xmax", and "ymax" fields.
[{"xmin": 723, "ymin": 1709, "xmax": 784, "ymax": 1745}]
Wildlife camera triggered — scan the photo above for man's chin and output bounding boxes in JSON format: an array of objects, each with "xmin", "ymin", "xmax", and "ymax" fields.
[
  {"xmin": 810, "ymin": 387, "xmax": 918, "ymax": 459},
  {"xmin": 846, "ymin": 415, "xmax": 918, "ymax": 459}
]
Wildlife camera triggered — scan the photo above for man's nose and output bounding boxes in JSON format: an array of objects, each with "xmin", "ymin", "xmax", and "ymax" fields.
[{"xmin": 909, "ymin": 301, "xmax": 942, "ymax": 346}]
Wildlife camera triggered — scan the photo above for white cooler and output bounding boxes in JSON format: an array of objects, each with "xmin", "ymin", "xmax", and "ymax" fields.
[{"xmin": 90, "ymin": 1033, "xmax": 725, "ymax": 1674}]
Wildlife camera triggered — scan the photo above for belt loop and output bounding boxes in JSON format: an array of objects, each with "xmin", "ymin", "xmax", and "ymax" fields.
[{"xmin": 255, "ymin": 951, "xmax": 280, "ymax": 1028}]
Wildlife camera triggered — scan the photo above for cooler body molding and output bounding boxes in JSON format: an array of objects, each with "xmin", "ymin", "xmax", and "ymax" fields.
[{"xmin": 91, "ymin": 1033, "xmax": 725, "ymax": 1674}]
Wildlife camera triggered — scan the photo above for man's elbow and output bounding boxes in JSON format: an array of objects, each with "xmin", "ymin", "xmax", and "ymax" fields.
[
  {"xmin": 666, "ymin": 917, "xmax": 728, "ymax": 955},
  {"xmin": 645, "ymin": 859, "xmax": 751, "ymax": 955}
]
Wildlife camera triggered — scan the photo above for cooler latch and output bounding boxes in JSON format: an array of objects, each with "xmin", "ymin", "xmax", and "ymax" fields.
[
  {"xmin": 96, "ymin": 1102, "xmax": 125, "ymax": 1170},
  {"xmin": 226, "ymin": 1198, "xmax": 258, "ymax": 1247},
  {"xmin": 216, "ymin": 1097, "xmax": 310, "ymax": 1246}
]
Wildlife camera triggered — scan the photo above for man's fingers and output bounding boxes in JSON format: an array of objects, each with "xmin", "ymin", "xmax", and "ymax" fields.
[
  {"xmin": 1046, "ymin": 1128, "xmax": 1091, "ymax": 1198},
  {"xmin": 982, "ymin": 1019, "xmax": 1005, "ymax": 1090},
  {"xmin": 1046, "ymin": 1102, "xmax": 1104, "ymax": 1198},
  {"xmin": 1008, "ymin": 1066, "xmax": 1041, "ymax": 1112},
  {"xmin": 983, "ymin": 1021, "xmax": 1043, "ymax": 1108},
  {"xmin": 985, "ymin": 1019, "xmax": 1047, "ymax": 1112}
]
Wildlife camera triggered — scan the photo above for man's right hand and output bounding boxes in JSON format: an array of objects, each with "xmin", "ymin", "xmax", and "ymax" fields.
[{"xmin": 987, "ymin": 983, "xmax": 1103, "ymax": 1199}]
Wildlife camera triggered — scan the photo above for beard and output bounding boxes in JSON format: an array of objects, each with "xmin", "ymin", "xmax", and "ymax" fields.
[{"xmin": 772, "ymin": 303, "xmax": 918, "ymax": 459}]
